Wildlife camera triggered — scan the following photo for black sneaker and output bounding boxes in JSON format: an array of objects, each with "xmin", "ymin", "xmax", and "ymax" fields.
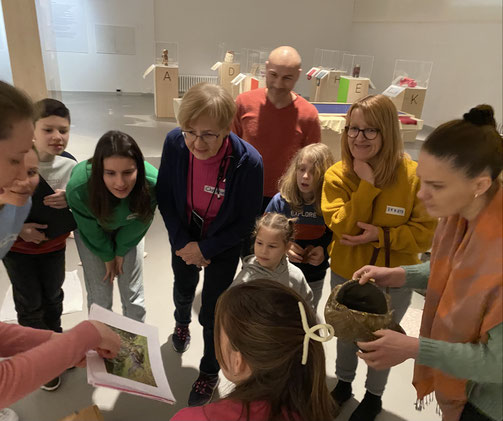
[
  {"xmin": 331, "ymin": 379, "xmax": 352, "ymax": 406},
  {"xmin": 41, "ymin": 376, "xmax": 61, "ymax": 391},
  {"xmin": 188, "ymin": 372, "xmax": 219, "ymax": 407},
  {"xmin": 172, "ymin": 323, "xmax": 190, "ymax": 353},
  {"xmin": 348, "ymin": 391, "xmax": 382, "ymax": 421}
]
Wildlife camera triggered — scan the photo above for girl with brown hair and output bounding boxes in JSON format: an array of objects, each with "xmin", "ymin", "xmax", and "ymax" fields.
[
  {"xmin": 171, "ymin": 280, "xmax": 338, "ymax": 421},
  {"xmin": 67, "ymin": 130, "xmax": 158, "ymax": 322},
  {"xmin": 321, "ymin": 94, "xmax": 437, "ymax": 420}
]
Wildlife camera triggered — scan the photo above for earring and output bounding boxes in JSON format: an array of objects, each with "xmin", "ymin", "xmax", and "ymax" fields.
[{"xmin": 474, "ymin": 193, "xmax": 479, "ymax": 199}]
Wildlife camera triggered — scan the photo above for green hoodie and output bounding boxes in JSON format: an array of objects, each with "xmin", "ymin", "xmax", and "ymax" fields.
[{"xmin": 66, "ymin": 160, "xmax": 158, "ymax": 262}]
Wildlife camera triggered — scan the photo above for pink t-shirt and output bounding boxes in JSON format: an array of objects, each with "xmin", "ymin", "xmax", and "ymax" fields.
[
  {"xmin": 186, "ymin": 138, "xmax": 232, "ymax": 234},
  {"xmin": 0, "ymin": 321, "xmax": 101, "ymax": 408},
  {"xmin": 171, "ymin": 399, "xmax": 302, "ymax": 421}
]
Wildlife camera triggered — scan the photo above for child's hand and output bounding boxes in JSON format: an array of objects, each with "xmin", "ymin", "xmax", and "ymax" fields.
[
  {"xmin": 287, "ymin": 242, "xmax": 305, "ymax": 263},
  {"xmin": 115, "ymin": 256, "xmax": 124, "ymax": 277},
  {"xmin": 43, "ymin": 189, "xmax": 68, "ymax": 209},
  {"xmin": 104, "ymin": 260, "xmax": 118, "ymax": 283},
  {"xmin": 89, "ymin": 320, "xmax": 121, "ymax": 359},
  {"xmin": 19, "ymin": 223, "xmax": 48, "ymax": 244},
  {"xmin": 305, "ymin": 246, "xmax": 324, "ymax": 266}
]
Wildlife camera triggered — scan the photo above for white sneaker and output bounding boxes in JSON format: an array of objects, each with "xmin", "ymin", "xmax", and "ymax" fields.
[{"xmin": 0, "ymin": 408, "xmax": 19, "ymax": 421}]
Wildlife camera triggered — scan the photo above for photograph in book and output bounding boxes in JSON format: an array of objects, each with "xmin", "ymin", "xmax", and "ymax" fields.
[
  {"xmin": 104, "ymin": 326, "xmax": 157, "ymax": 387},
  {"xmin": 87, "ymin": 304, "xmax": 176, "ymax": 404}
]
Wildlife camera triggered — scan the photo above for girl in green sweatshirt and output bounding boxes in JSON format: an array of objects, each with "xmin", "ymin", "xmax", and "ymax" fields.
[{"xmin": 67, "ymin": 131, "xmax": 158, "ymax": 322}]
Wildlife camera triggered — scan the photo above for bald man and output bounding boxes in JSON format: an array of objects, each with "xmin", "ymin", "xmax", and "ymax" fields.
[{"xmin": 232, "ymin": 46, "xmax": 321, "ymax": 212}]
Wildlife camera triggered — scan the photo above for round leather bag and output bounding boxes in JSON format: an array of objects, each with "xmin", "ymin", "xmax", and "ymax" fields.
[{"xmin": 324, "ymin": 279, "xmax": 404, "ymax": 342}]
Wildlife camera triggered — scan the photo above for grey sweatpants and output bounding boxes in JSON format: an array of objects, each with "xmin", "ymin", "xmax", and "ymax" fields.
[{"xmin": 74, "ymin": 230, "xmax": 146, "ymax": 322}]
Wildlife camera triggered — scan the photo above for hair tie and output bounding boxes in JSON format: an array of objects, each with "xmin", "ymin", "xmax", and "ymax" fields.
[{"xmin": 298, "ymin": 301, "xmax": 335, "ymax": 365}]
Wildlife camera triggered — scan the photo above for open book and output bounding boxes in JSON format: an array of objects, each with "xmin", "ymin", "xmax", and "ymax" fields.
[{"xmin": 86, "ymin": 304, "xmax": 175, "ymax": 404}]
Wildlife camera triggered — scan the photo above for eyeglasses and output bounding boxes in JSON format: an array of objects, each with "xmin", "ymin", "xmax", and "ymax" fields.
[
  {"xmin": 345, "ymin": 126, "xmax": 380, "ymax": 140},
  {"xmin": 182, "ymin": 130, "xmax": 221, "ymax": 143}
]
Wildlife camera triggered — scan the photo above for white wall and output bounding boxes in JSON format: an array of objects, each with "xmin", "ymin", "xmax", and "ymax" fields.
[
  {"xmin": 0, "ymin": 1, "xmax": 13, "ymax": 83},
  {"xmin": 348, "ymin": 0, "xmax": 503, "ymax": 126},
  {"xmin": 152, "ymin": 0, "xmax": 355, "ymax": 97},
  {"xmin": 17, "ymin": 0, "xmax": 501, "ymax": 127},
  {"xmin": 29, "ymin": 0, "xmax": 356, "ymax": 97},
  {"xmin": 35, "ymin": 0, "xmax": 155, "ymax": 93}
]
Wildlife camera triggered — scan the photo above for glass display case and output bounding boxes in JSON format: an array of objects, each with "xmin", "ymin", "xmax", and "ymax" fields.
[
  {"xmin": 155, "ymin": 42, "xmax": 179, "ymax": 67},
  {"xmin": 391, "ymin": 59, "xmax": 433, "ymax": 89},
  {"xmin": 341, "ymin": 53, "xmax": 374, "ymax": 79}
]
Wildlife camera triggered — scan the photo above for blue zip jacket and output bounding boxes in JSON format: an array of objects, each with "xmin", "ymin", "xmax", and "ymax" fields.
[{"xmin": 156, "ymin": 128, "xmax": 263, "ymax": 260}]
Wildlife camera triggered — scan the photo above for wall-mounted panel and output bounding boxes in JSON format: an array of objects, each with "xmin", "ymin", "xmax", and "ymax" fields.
[{"xmin": 95, "ymin": 24, "xmax": 136, "ymax": 55}]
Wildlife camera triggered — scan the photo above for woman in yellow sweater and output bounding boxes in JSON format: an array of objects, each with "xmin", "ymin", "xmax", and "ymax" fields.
[{"xmin": 321, "ymin": 94, "xmax": 437, "ymax": 421}]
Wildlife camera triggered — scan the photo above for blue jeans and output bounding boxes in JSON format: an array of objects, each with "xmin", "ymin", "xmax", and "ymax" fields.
[
  {"xmin": 74, "ymin": 230, "xmax": 146, "ymax": 322},
  {"xmin": 331, "ymin": 271, "xmax": 412, "ymax": 396},
  {"xmin": 172, "ymin": 244, "xmax": 241, "ymax": 374}
]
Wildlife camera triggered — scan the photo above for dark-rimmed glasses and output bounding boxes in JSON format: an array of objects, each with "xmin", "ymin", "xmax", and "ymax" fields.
[{"xmin": 345, "ymin": 126, "xmax": 380, "ymax": 140}]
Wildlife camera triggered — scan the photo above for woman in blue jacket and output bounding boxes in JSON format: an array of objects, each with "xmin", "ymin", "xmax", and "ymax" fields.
[{"xmin": 156, "ymin": 83, "xmax": 263, "ymax": 408}]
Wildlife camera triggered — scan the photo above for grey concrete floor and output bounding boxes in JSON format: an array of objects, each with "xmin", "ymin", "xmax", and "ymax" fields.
[{"xmin": 1, "ymin": 92, "xmax": 440, "ymax": 421}]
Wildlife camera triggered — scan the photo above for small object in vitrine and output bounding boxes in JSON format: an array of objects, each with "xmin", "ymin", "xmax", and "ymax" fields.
[
  {"xmin": 224, "ymin": 50, "xmax": 234, "ymax": 63},
  {"xmin": 399, "ymin": 77, "xmax": 417, "ymax": 88},
  {"xmin": 161, "ymin": 49, "xmax": 169, "ymax": 66},
  {"xmin": 352, "ymin": 64, "xmax": 361, "ymax": 78}
]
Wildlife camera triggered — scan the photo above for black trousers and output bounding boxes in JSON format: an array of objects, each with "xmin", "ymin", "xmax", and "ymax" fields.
[
  {"xmin": 172, "ymin": 243, "xmax": 241, "ymax": 374},
  {"xmin": 460, "ymin": 402, "xmax": 494, "ymax": 421},
  {"xmin": 3, "ymin": 248, "xmax": 65, "ymax": 332}
]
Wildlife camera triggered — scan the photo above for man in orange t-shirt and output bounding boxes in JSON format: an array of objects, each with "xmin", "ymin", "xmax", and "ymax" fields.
[{"xmin": 232, "ymin": 46, "xmax": 321, "ymax": 212}]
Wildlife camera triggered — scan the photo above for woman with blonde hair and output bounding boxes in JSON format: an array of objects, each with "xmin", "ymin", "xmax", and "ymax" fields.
[
  {"xmin": 265, "ymin": 143, "xmax": 334, "ymax": 309},
  {"xmin": 321, "ymin": 94, "xmax": 437, "ymax": 420},
  {"xmin": 156, "ymin": 83, "xmax": 263, "ymax": 407}
]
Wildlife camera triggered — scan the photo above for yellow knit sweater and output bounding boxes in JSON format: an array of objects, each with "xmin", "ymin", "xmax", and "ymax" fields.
[{"xmin": 321, "ymin": 158, "xmax": 437, "ymax": 280}]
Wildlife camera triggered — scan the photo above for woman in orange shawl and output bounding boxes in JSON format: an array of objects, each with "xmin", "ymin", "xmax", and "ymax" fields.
[{"xmin": 353, "ymin": 105, "xmax": 502, "ymax": 421}]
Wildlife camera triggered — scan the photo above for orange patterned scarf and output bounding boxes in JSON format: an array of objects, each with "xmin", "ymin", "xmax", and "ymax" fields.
[{"xmin": 413, "ymin": 187, "xmax": 503, "ymax": 421}]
